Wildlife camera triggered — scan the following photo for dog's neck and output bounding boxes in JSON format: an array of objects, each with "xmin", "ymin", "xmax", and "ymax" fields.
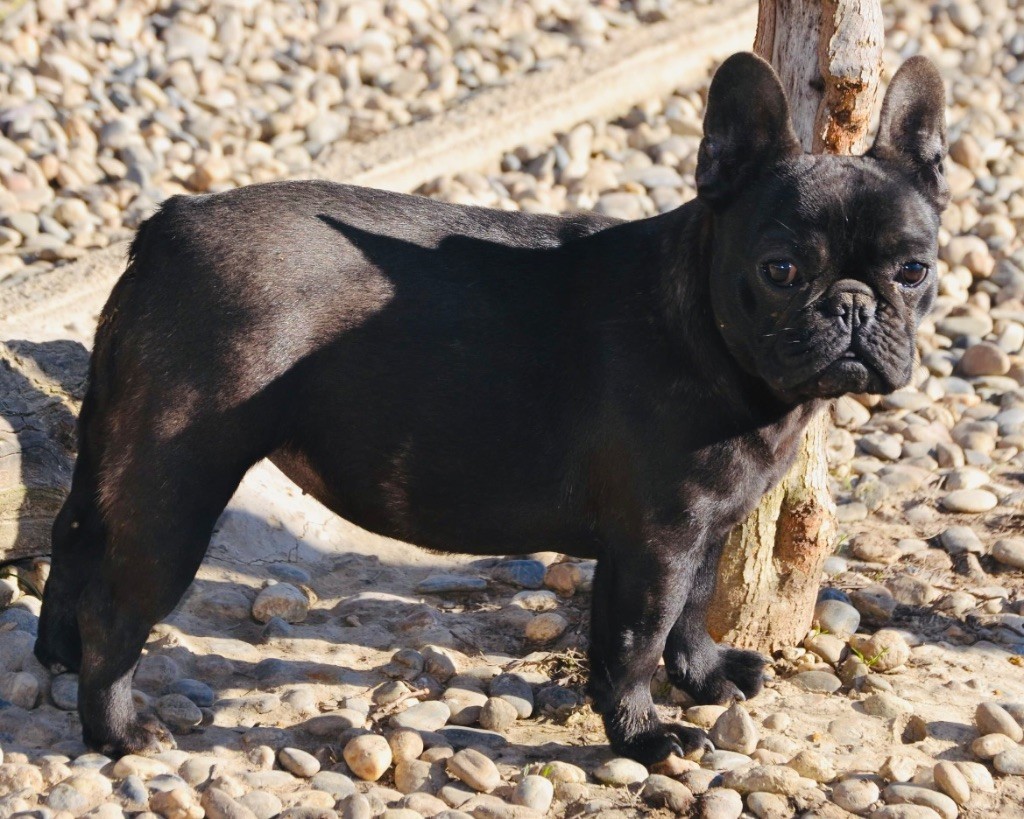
[{"xmin": 584, "ymin": 201, "xmax": 811, "ymax": 432}]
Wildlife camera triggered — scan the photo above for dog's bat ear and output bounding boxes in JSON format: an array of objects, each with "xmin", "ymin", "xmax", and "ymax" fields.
[
  {"xmin": 696, "ymin": 52, "xmax": 802, "ymax": 207},
  {"xmin": 867, "ymin": 56, "xmax": 949, "ymax": 211}
]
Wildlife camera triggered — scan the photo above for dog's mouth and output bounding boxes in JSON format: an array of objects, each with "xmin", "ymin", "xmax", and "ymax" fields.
[{"xmin": 777, "ymin": 344, "xmax": 892, "ymax": 401}]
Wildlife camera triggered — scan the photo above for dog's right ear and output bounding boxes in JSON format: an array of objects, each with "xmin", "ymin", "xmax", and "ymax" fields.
[
  {"xmin": 866, "ymin": 56, "xmax": 948, "ymax": 211},
  {"xmin": 696, "ymin": 53, "xmax": 802, "ymax": 207}
]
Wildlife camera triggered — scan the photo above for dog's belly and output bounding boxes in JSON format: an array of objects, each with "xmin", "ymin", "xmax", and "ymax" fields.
[{"xmin": 269, "ymin": 442, "xmax": 596, "ymax": 559}]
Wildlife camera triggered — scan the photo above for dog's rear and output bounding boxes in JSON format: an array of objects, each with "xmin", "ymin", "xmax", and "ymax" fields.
[{"xmin": 35, "ymin": 203, "xmax": 288, "ymax": 753}]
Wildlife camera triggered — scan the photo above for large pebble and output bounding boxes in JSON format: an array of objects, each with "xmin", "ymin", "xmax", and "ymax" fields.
[
  {"xmin": 641, "ymin": 774, "xmax": 693, "ymax": 813},
  {"xmin": 422, "ymin": 645, "xmax": 459, "ymax": 681},
  {"xmin": 437, "ymin": 726, "xmax": 508, "ymax": 750},
  {"xmin": 526, "ymin": 760, "xmax": 586, "ymax": 785},
  {"xmin": 710, "ymin": 703, "xmax": 758, "ymax": 754},
  {"xmin": 279, "ymin": 748, "xmax": 320, "ymax": 778},
  {"xmin": 511, "ymin": 775, "xmax": 554, "ymax": 812},
  {"xmin": 976, "ymin": 702, "xmax": 1024, "ymax": 741},
  {"xmin": 882, "ymin": 785, "xmax": 958, "ymax": 819},
  {"xmin": 156, "ymin": 694, "xmax": 203, "ymax": 732},
  {"xmin": 848, "ymin": 630, "xmax": 910, "ymax": 672},
  {"xmin": 201, "ymin": 788, "xmax": 258, "ymax": 819},
  {"xmin": 47, "ymin": 774, "xmax": 112, "ymax": 814},
  {"xmin": 150, "ymin": 788, "xmax": 204, "ymax": 819},
  {"xmin": 446, "ymin": 749, "xmax": 500, "ymax": 793},
  {"xmin": 593, "ymin": 757, "xmax": 648, "ymax": 786},
  {"xmin": 390, "ymin": 700, "xmax": 450, "ymax": 732},
  {"xmin": 252, "ymin": 583, "xmax": 309, "ymax": 623},
  {"xmin": 932, "ymin": 762, "xmax": 969, "ymax": 807},
  {"xmin": 862, "ymin": 692, "xmax": 912, "ymax": 719},
  {"xmin": 953, "ymin": 761, "xmax": 994, "ymax": 792},
  {"xmin": 881, "ymin": 756, "xmax": 917, "ymax": 783},
  {"xmin": 0, "ymin": 671, "xmax": 39, "ymax": 709},
  {"xmin": 415, "ymin": 575, "xmax": 487, "ymax": 594},
  {"xmin": 941, "ymin": 489, "xmax": 997, "ymax": 513},
  {"xmin": 702, "ymin": 750, "xmax": 754, "ymax": 771},
  {"xmin": 972, "ymin": 733, "xmax": 1018, "ymax": 760},
  {"xmin": 832, "ymin": 777, "xmax": 880, "ymax": 813},
  {"xmin": 510, "ymin": 590, "xmax": 559, "ymax": 611},
  {"xmin": 49, "ymin": 672, "xmax": 78, "ymax": 710},
  {"xmin": 238, "ymin": 793, "xmax": 284, "ymax": 819},
  {"xmin": 112, "ymin": 756, "xmax": 173, "ymax": 779},
  {"xmin": 489, "ymin": 674, "xmax": 534, "ymax": 718},
  {"xmin": 524, "ymin": 612, "xmax": 568, "ymax": 643},
  {"xmin": 787, "ymin": 749, "xmax": 835, "ymax": 783},
  {"xmin": 993, "ymin": 747, "xmax": 1024, "ymax": 775},
  {"xmin": 938, "ymin": 526, "xmax": 984, "ymax": 555},
  {"xmin": 168, "ymin": 678, "xmax": 215, "ymax": 708},
  {"xmin": 394, "ymin": 759, "xmax": 446, "ymax": 794},
  {"xmin": 479, "ymin": 697, "xmax": 518, "ymax": 732},
  {"xmin": 442, "ymin": 686, "xmax": 487, "ymax": 726},
  {"xmin": 959, "ymin": 342, "xmax": 1010, "ymax": 377},
  {"xmin": 720, "ymin": 765, "xmax": 799, "ymax": 796},
  {"xmin": 492, "ymin": 560, "xmax": 546, "ymax": 589},
  {"xmin": 388, "ymin": 729, "xmax": 424, "ymax": 762},
  {"xmin": 309, "ymin": 771, "xmax": 355, "ymax": 799},
  {"xmin": 699, "ymin": 788, "xmax": 743, "ymax": 819},
  {"xmin": 790, "ymin": 670, "xmax": 842, "ymax": 693},
  {"xmin": 343, "ymin": 735, "xmax": 392, "ymax": 782},
  {"xmin": 543, "ymin": 563, "xmax": 581, "ymax": 595},
  {"xmin": 746, "ymin": 792, "xmax": 790, "ymax": 819},
  {"xmin": 992, "ymin": 538, "xmax": 1024, "ymax": 569}
]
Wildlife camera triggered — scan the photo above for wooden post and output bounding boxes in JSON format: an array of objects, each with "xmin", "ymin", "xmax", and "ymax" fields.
[
  {"xmin": 0, "ymin": 341, "xmax": 87, "ymax": 565},
  {"xmin": 706, "ymin": 0, "xmax": 884, "ymax": 652}
]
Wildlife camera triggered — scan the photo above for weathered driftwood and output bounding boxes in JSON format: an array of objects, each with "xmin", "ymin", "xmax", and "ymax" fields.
[
  {"xmin": 0, "ymin": 340, "xmax": 87, "ymax": 564},
  {"xmin": 707, "ymin": 0, "xmax": 884, "ymax": 652}
]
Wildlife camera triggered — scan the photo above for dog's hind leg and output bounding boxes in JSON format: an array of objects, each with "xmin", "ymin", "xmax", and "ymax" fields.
[
  {"xmin": 37, "ymin": 390, "xmax": 112, "ymax": 673},
  {"xmin": 662, "ymin": 538, "xmax": 768, "ymax": 704},
  {"xmin": 76, "ymin": 418, "xmax": 266, "ymax": 755}
]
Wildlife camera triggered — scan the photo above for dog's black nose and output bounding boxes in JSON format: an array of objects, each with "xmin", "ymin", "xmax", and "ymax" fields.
[{"xmin": 822, "ymin": 282, "xmax": 876, "ymax": 330}]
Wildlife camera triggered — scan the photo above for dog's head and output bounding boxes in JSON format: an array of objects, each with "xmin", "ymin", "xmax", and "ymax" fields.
[{"xmin": 697, "ymin": 53, "xmax": 947, "ymax": 402}]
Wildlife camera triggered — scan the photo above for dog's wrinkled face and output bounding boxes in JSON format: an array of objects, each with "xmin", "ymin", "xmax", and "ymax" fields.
[{"xmin": 696, "ymin": 54, "xmax": 948, "ymax": 402}]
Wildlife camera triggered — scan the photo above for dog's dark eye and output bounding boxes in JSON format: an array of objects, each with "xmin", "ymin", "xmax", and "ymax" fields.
[
  {"xmin": 761, "ymin": 261, "xmax": 799, "ymax": 287},
  {"xmin": 896, "ymin": 261, "xmax": 929, "ymax": 287}
]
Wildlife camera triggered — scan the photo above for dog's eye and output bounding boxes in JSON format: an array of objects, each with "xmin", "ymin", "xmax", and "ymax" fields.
[
  {"xmin": 896, "ymin": 262, "xmax": 929, "ymax": 287},
  {"xmin": 761, "ymin": 261, "xmax": 799, "ymax": 287}
]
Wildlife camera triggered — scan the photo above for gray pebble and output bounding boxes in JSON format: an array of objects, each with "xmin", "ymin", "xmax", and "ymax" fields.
[
  {"xmin": 156, "ymin": 694, "xmax": 204, "ymax": 732},
  {"xmin": 415, "ymin": 575, "xmax": 487, "ymax": 594},
  {"xmin": 790, "ymin": 670, "xmax": 842, "ymax": 693},
  {"xmin": 390, "ymin": 701, "xmax": 450, "ymax": 732},
  {"xmin": 488, "ymin": 673, "xmax": 534, "ymax": 718}
]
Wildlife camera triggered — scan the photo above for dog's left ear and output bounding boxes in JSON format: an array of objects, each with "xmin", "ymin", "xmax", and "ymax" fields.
[
  {"xmin": 696, "ymin": 52, "xmax": 802, "ymax": 207},
  {"xmin": 867, "ymin": 56, "xmax": 949, "ymax": 210}
]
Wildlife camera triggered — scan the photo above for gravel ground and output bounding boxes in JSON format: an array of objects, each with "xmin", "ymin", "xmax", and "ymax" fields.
[
  {"xmin": 5, "ymin": 0, "xmax": 1024, "ymax": 817},
  {"xmin": 0, "ymin": 0, "xmax": 682, "ymax": 280}
]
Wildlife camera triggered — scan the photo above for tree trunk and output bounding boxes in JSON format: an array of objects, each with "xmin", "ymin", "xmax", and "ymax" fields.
[
  {"xmin": 0, "ymin": 340, "xmax": 88, "ymax": 565},
  {"xmin": 706, "ymin": 0, "xmax": 884, "ymax": 652}
]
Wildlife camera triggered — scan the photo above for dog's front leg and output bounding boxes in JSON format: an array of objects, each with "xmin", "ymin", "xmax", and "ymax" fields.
[
  {"xmin": 662, "ymin": 536, "xmax": 768, "ymax": 704},
  {"xmin": 587, "ymin": 540, "xmax": 713, "ymax": 764}
]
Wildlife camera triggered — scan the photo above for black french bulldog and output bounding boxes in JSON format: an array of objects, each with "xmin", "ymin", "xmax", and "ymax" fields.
[{"xmin": 36, "ymin": 52, "xmax": 947, "ymax": 763}]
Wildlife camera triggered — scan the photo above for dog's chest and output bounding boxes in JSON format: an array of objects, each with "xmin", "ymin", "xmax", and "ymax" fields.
[{"xmin": 663, "ymin": 406, "xmax": 814, "ymax": 533}]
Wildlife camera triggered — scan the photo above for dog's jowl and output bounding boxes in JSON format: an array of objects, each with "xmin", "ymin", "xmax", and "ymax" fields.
[{"xmin": 36, "ymin": 52, "xmax": 947, "ymax": 763}]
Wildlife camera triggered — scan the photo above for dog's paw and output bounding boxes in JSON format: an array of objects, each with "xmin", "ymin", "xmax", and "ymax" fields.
[
  {"xmin": 673, "ymin": 645, "xmax": 768, "ymax": 705},
  {"xmin": 93, "ymin": 716, "xmax": 177, "ymax": 758},
  {"xmin": 717, "ymin": 647, "xmax": 768, "ymax": 701},
  {"xmin": 612, "ymin": 722, "xmax": 713, "ymax": 766}
]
